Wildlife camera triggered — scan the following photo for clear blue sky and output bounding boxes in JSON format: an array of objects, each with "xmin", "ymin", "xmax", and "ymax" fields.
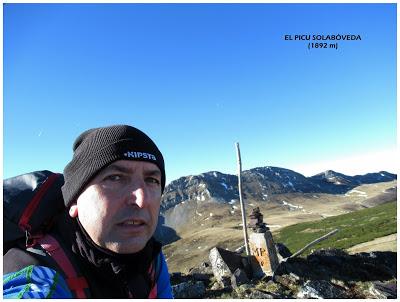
[{"xmin": 3, "ymin": 3, "xmax": 397, "ymax": 183}]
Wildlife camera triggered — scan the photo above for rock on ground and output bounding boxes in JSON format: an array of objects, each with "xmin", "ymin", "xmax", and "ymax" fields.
[{"xmin": 172, "ymin": 281, "xmax": 206, "ymax": 299}]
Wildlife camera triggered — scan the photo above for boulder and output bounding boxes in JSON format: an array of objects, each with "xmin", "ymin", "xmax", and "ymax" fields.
[
  {"xmin": 210, "ymin": 281, "xmax": 223, "ymax": 291},
  {"xmin": 247, "ymin": 289, "xmax": 274, "ymax": 299},
  {"xmin": 188, "ymin": 264, "xmax": 213, "ymax": 276},
  {"xmin": 191, "ymin": 273, "xmax": 212, "ymax": 283},
  {"xmin": 275, "ymin": 242, "xmax": 292, "ymax": 258},
  {"xmin": 370, "ymin": 281, "xmax": 397, "ymax": 299},
  {"xmin": 274, "ymin": 274, "xmax": 300, "ymax": 290},
  {"xmin": 209, "ymin": 247, "xmax": 245, "ymax": 287},
  {"xmin": 297, "ymin": 280, "xmax": 349, "ymax": 299},
  {"xmin": 230, "ymin": 268, "xmax": 250, "ymax": 289},
  {"xmin": 170, "ymin": 272, "xmax": 185, "ymax": 285},
  {"xmin": 172, "ymin": 281, "xmax": 206, "ymax": 299}
]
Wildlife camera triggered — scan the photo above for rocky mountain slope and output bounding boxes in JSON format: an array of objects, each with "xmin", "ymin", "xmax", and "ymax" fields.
[{"xmin": 161, "ymin": 167, "xmax": 396, "ymax": 212}]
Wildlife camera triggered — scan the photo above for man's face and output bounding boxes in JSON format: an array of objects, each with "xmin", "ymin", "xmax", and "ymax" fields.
[{"xmin": 69, "ymin": 160, "xmax": 162, "ymax": 254}]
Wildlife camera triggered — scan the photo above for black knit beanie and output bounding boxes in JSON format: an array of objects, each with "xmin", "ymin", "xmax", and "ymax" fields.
[{"xmin": 62, "ymin": 125, "xmax": 165, "ymax": 207}]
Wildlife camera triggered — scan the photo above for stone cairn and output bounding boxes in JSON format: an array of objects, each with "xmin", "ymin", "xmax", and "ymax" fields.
[{"xmin": 248, "ymin": 207, "xmax": 268, "ymax": 233}]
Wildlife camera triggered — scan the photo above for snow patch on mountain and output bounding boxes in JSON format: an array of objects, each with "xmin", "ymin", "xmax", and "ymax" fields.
[
  {"xmin": 345, "ymin": 189, "xmax": 368, "ymax": 197},
  {"xmin": 220, "ymin": 182, "xmax": 228, "ymax": 190},
  {"xmin": 281, "ymin": 200, "xmax": 303, "ymax": 210},
  {"xmin": 196, "ymin": 194, "xmax": 206, "ymax": 201}
]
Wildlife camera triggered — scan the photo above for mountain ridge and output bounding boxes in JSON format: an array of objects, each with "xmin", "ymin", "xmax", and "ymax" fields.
[{"xmin": 161, "ymin": 166, "xmax": 396, "ymax": 212}]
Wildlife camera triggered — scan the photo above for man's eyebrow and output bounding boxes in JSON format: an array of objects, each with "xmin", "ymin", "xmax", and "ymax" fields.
[
  {"xmin": 146, "ymin": 169, "xmax": 161, "ymax": 177},
  {"xmin": 104, "ymin": 163, "xmax": 132, "ymax": 174},
  {"xmin": 103, "ymin": 163, "xmax": 161, "ymax": 177}
]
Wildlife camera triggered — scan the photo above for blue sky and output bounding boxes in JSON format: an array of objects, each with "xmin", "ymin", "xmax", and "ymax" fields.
[{"xmin": 3, "ymin": 3, "xmax": 397, "ymax": 183}]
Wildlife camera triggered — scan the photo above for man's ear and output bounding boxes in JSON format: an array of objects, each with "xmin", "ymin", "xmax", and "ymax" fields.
[{"xmin": 69, "ymin": 204, "xmax": 78, "ymax": 218}]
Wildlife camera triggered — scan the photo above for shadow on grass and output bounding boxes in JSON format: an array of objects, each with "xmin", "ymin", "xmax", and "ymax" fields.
[{"xmin": 154, "ymin": 215, "xmax": 181, "ymax": 245}]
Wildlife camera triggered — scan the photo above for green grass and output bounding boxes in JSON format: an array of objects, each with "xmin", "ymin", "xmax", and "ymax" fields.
[{"xmin": 274, "ymin": 201, "xmax": 397, "ymax": 256}]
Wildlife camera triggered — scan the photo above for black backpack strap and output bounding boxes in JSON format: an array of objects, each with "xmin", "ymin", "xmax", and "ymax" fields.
[
  {"xmin": 4, "ymin": 171, "xmax": 65, "ymax": 255},
  {"xmin": 18, "ymin": 173, "xmax": 61, "ymax": 233}
]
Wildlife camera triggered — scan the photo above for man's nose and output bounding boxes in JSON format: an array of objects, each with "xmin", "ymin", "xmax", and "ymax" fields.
[{"xmin": 127, "ymin": 184, "xmax": 147, "ymax": 208}]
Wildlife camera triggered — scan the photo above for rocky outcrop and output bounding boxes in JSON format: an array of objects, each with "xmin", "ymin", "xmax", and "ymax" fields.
[
  {"xmin": 208, "ymin": 247, "xmax": 250, "ymax": 287},
  {"xmin": 169, "ymin": 247, "xmax": 397, "ymax": 299},
  {"xmin": 161, "ymin": 172, "xmax": 238, "ymax": 212},
  {"xmin": 296, "ymin": 280, "xmax": 349, "ymax": 298},
  {"xmin": 172, "ymin": 281, "xmax": 206, "ymax": 299}
]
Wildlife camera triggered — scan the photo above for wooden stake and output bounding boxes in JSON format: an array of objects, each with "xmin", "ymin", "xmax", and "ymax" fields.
[
  {"xmin": 288, "ymin": 229, "xmax": 339, "ymax": 259},
  {"xmin": 236, "ymin": 142, "xmax": 250, "ymax": 256}
]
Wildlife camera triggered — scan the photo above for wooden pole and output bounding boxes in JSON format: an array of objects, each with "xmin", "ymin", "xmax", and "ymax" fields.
[
  {"xmin": 288, "ymin": 229, "xmax": 339, "ymax": 259},
  {"xmin": 236, "ymin": 142, "xmax": 250, "ymax": 256}
]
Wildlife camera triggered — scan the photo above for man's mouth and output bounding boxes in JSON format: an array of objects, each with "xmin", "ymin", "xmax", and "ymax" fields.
[
  {"xmin": 120, "ymin": 220, "xmax": 145, "ymax": 226},
  {"xmin": 117, "ymin": 218, "xmax": 146, "ymax": 227}
]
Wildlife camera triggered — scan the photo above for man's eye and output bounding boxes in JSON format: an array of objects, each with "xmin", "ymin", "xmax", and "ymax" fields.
[
  {"xmin": 146, "ymin": 177, "xmax": 160, "ymax": 185},
  {"xmin": 105, "ymin": 174, "xmax": 122, "ymax": 181}
]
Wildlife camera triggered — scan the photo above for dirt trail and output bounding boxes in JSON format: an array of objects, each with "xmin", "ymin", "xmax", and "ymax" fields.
[{"xmin": 347, "ymin": 234, "xmax": 397, "ymax": 254}]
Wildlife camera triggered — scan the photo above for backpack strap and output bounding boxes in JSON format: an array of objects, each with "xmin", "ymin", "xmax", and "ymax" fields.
[
  {"xmin": 18, "ymin": 173, "xmax": 61, "ymax": 234},
  {"xmin": 36, "ymin": 234, "xmax": 89, "ymax": 298}
]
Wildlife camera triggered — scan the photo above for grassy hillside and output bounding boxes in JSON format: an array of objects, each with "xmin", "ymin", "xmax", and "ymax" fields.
[{"xmin": 274, "ymin": 201, "xmax": 397, "ymax": 255}]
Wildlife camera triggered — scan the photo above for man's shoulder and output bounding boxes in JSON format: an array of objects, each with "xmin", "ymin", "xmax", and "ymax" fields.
[
  {"xmin": 3, "ymin": 233, "xmax": 73, "ymax": 275},
  {"xmin": 154, "ymin": 251, "xmax": 174, "ymax": 298},
  {"xmin": 4, "ymin": 247, "xmax": 42, "ymax": 274},
  {"xmin": 3, "ymin": 245, "xmax": 74, "ymax": 298},
  {"xmin": 3, "ymin": 264, "xmax": 72, "ymax": 298}
]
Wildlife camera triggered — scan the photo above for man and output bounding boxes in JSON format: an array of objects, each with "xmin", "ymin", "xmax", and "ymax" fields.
[{"xmin": 3, "ymin": 125, "xmax": 173, "ymax": 298}]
